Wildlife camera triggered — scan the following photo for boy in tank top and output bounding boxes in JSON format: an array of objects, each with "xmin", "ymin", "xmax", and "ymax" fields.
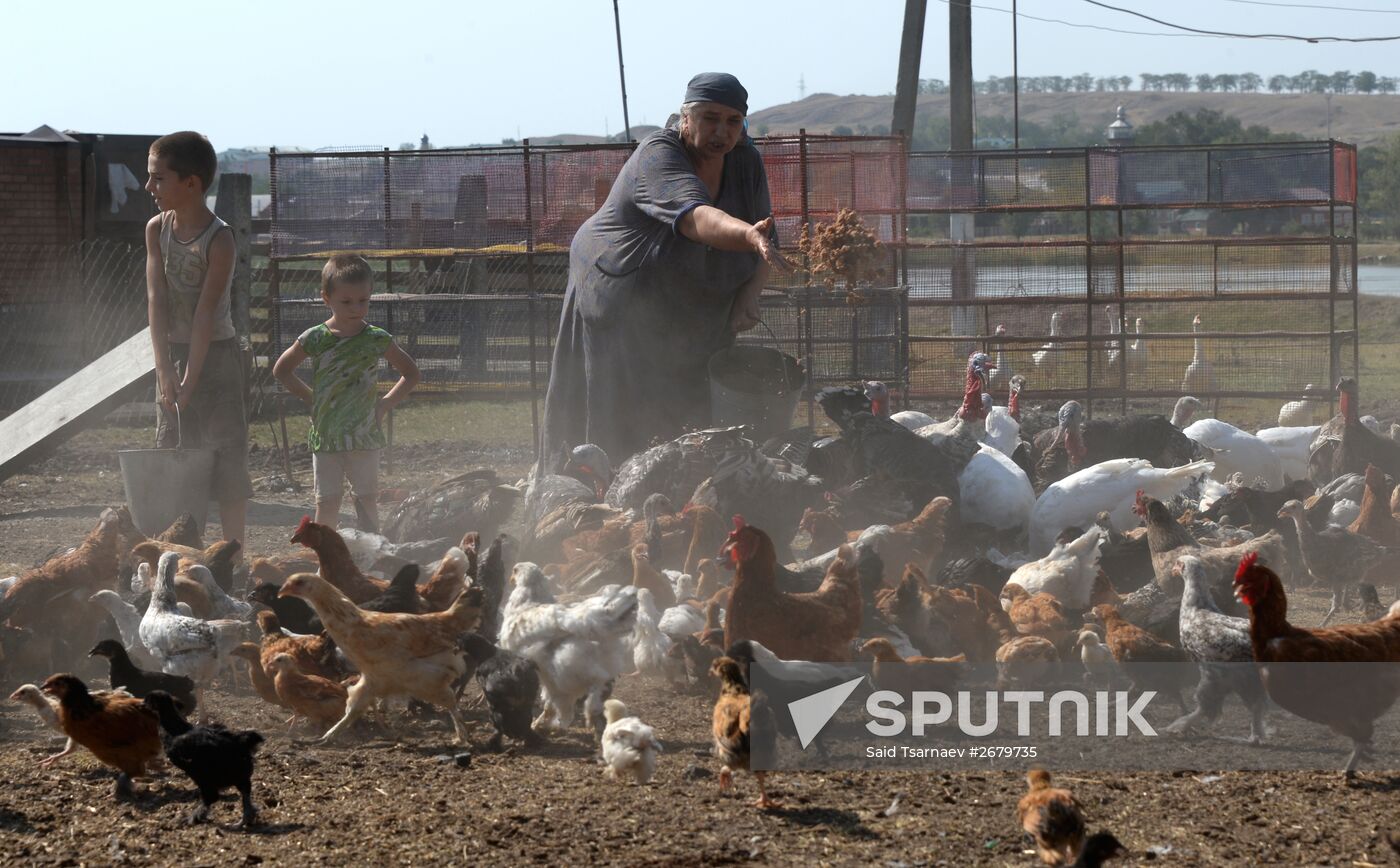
[{"xmin": 144, "ymin": 131, "xmax": 252, "ymax": 556}]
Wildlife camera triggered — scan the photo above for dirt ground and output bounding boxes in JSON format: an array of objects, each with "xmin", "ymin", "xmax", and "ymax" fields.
[{"xmin": 2, "ymin": 434, "xmax": 1400, "ymax": 866}]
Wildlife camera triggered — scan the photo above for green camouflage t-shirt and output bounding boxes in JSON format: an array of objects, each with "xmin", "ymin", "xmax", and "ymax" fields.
[{"xmin": 297, "ymin": 323, "xmax": 393, "ymax": 453}]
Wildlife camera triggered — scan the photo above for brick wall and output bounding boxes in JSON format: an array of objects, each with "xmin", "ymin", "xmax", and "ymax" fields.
[{"xmin": 0, "ymin": 141, "xmax": 82, "ymax": 246}]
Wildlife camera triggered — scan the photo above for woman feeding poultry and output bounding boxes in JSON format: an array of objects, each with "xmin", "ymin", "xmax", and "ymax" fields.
[{"xmin": 540, "ymin": 72, "xmax": 790, "ymax": 463}]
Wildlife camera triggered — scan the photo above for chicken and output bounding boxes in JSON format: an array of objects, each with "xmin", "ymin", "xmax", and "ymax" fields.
[
  {"xmin": 1002, "ymin": 583, "xmax": 1073, "ymax": 648},
  {"xmin": 1017, "ymin": 769, "xmax": 1086, "ymax": 866},
  {"xmin": 131, "ymin": 561, "xmax": 213, "ymax": 619},
  {"xmin": 229, "ymin": 643, "xmax": 281, "ymax": 708},
  {"xmin": 457, "ymin": 633, "xmax": 541, "ymax": 751},
  {"xmin": 1029, "ymin": 458, "xmax": 1214, "ymax": 556},
  {"xmin": 1005, "ymin": 526, "xmax": 1104, "ymax": 612},
  {"xmin": 277, "ymin": 574, "xmax": 484, "ymax": 743},
  {"xmin": 181, "ymin": 562, "xmax": 253, "ymax": 620},
  {"xmin": 631, "ymin": 587, "xmax": 683, "ymax": 682},
  {"xmin": 246, "ymin": 581, "xmax": 318, "ymax": 634},
  {"xmin": 268, "ymin": 653, "xmax": 349, "ymax": 732},
  {"xmin": 255, "ymin": 611, "xmax": 344, "ymax": 682},
  {"xmin": 721, "ymin": 519, "xmax": 861, "ymax": 662},
  {"xmin": 863, "ymin": 496, "xmax": 952, "ymax": 584},
  {"xmin": 710, "ymin": 655, "xmax": 779, "ymax": 809},
  {"xmin": 358, "ymin": 564, "xmax": 429, "ymax": 614},
  {"xmin": 1090, "ymin": 603, "xmax": 1192, "ymax": 712},
  {"xmin": 995, "ymin": 635, "xmax": 1059, "ymax": 689},
  {"xmin": 138, "ymin": 552, "xmax": 246, "ymax": 721},
  {"xmin": 88, "ymin": 638, "xmax": 198, "ymax": 713},
  {"xmin": 1073, "ymin": 630, "xmax": 1116, "ymax": 687},
  {"xmin": 142, "ymin": 690, "xmax": 263, "ymax": 826},
  {"xmin": 683, "ymin": 505, "xmax": 728, "ymax": 577},
  {"xmin": 40, "ymin": 673, "xmax": 162, "ymax": 799},
  {"xmin": 1278, "ymin": 498, "xmax": 1398, "ymax": 626},
  {"xmin": 9, "ymin": 683, "xmax": 80, "ymax": 766},
  {"xmin": 1348, "ymin": 463, "xmax": 1400, "ymax": 547},
  {"xmin": 131, "ymin": 538, "xmax": 242, "ymax": 593},
  {"xmin": 154, "ymin": 512, "xmax": 205, "ymax": 549},
  {"xmin": 289, "ymin": 516, "xmax": 389, "ymax": 604},
  {"xmin": 859, "ymin": 637, "xmax": 963, "ymax": 694},
  {"xmin": 473, "ymin": 534, "xmax": 510, "ymax": 641},
  {"xmin": 630, "ymin": 544, "xmax": 676, "ymax": 609},
  {"xmin": 1233, "ymin": 551, "xmax": 1400, "ymax": 778},
  {"xmin": 498, "ymin": 564, "xmax": 638, "ymax": 733},
  {"xmin": 1163, "ymin": 556, "xmax": 1268, "ymax": 743},
  {"xmin": 0, "ymin": 508, "xmax": 124, "ymax": 630},
  {"xmin": 421, "ymin": 546, "xmax": 471, "ymax": 613},
  {"xmin": 600, "ymin": 699, "xmax": 661, "ymax": 784},
  {"xmin": 798, "ymin": 508, "xmax": 848, "ymax": 557}
]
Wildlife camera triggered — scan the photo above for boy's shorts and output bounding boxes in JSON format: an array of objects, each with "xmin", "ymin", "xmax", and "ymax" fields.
[
  {"xmin": 312, "ymin": 449, "xmax": 381, "ymax": 502},
  {"xmin": 155, "ymin": 338, "xmax": 255, "ymax": 503}
]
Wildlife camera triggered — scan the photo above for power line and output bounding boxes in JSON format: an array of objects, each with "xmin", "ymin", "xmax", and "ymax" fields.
[
  {"xmin": 1080, "ymin": 0, "xmax": 1400, "ymax": 42},
  {"xmin": 1220, "ymin": 0, "xmax": 1400, "ymax": 13},
  {"xmin": 930, "ymin": 0, "xmax": 1226, "ymax": 40}
]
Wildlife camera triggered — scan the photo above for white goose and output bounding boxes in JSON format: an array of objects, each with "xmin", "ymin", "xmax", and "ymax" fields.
[
  {"xmin": 1104, "ymin": 307, "xmax": 1122, "ymax": 369},
  {"xmin": 1126, "ymin": 317, "xmax": 1148, "ymax": 384},
  {"xmin": 987, "ymin": 323, "xmax": 1011, "ymax": 390},
  {"xmin": 1181, "ymin": 314, "xmax": 1214, "ymax": 395},
  {"xmin": 1277, "ymin": 385, "xmax": 1319, "ymax": 428},
  {"xmin": 1031, "ymin": 311, "xmax": 1062, "ymax": 375}
]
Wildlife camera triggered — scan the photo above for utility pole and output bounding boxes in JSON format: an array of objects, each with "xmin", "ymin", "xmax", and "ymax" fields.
[
  {"xmin": 612, "ymin": 0, "xmax": 633, "ymax": 142},
  {"xmin": 949, "ymin": 0, "xmax": 976, "ymax": 350},
  {"xmin": 799, "ymin": 73, "xmax": 806, "ymax": 99},
  {"xmin": 891, "ymin": 0, "xmax": 928, "ymax": 140}
]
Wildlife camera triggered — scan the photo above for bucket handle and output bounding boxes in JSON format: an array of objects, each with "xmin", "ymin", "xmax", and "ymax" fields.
[
  {"xmin": 751, "ymin": 316, "xmax": 800, "ymax": 397},
  {"xmin": 158, "ymin": 404, "xmax": 187, "ymax": 450}
]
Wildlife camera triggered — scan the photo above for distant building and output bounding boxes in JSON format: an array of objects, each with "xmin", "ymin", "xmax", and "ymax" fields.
[{"xmin": 1106, "ymin": 106, "xmax": 1134, "ymax": 146}]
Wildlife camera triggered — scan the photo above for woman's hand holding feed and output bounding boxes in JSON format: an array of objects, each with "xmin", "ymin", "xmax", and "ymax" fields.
[{"xmin": 747, "ymin": 217, "xmax": 792, "ymax": 272}]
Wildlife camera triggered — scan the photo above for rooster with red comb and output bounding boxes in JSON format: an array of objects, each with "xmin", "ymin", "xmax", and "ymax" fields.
[{"xmin": 1233, "ymin": 551, "xmax": 1400, "ymax": 780}]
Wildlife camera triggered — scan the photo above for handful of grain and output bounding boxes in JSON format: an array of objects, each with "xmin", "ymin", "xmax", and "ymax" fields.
[{"xmin": 796, "ymin": 208, "xmax": 886, "ymax": 303}]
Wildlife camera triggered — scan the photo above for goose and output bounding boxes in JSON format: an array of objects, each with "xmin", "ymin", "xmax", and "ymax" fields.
[
  {"xmin": 1277, "ymin": 385, "xmax": 1319, "ymax": 428},
  {"xmin": 1181, "ymin": 314, "xmax": 1214, "ymax": 395},
  {"xmin": 987, "ymin": 323, "xmax": 1011, "ymax": 390},
  {"xmin": 1031, "ymin": 312, "xmax": 1062, "ymax": 375},
  {"xmin": 1126, "ymin": 317, "xmax": 1147, "ymax": 384},
  {"xmin": 1104, "ymin": 307, "xmax": 1122, "ymax": 370}
]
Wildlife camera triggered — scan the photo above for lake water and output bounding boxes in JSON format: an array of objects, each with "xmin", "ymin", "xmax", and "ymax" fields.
[
  {"xmin": 1360, "ymin": 265, "xmax": 1400, "ymax": 297},
  {"xmin": 898, "ymin": 264, "xmax": 1400, "ymax": 298}
]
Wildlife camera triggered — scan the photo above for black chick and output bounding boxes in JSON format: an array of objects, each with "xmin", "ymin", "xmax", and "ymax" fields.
[
  {"xmin": 1072, "ymin": 832, "xmax": 1127, "ymax": 868},
  {"xmin": 475, "ymin": 534, "xmax": 510, "ymax": 639},
  {"xmin": 359, "ymin": 564, "xmax": 427, "ymax": 614},
  {"xmin": 246, "ymin": 581, "xmax": 318, "ymax": 634},
  {"xmin": 142, "ymin": 690, "xmax": 264, "ymax": 826},
  {"xmin": 88, "ymin": 639, "xmax": 197, "ymax": 713},
  {"xmin": 458, "ymin": 632, "xmax": 541, "ymax": 751}
]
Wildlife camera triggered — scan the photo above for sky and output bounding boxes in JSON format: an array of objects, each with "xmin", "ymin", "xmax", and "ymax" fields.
[{"xmin": 7, "ymin": 0, "xmax": 1400, "ymax": 149}]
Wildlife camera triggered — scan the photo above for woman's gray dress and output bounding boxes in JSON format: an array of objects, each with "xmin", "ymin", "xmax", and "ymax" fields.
[{"xmin": 540, "ymin": 129, "xmax": 773, "ymax": 463}]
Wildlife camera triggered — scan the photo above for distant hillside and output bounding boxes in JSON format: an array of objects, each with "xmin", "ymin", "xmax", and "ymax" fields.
[{"xmin": 750, "ymin": 91, "xmax": 1400, "ymax": 147}]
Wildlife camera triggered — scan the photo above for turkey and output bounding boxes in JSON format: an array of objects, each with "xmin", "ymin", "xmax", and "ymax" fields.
[
  {"xmin": 605, "ymin": 427, "xmax": 752, "ymax": 513},
  {"xmin": 1033, "ymin": 398, "xmax": 1201, "ymax": 491},
  {"xmin": 381, "ymin": 468, "xmax": 520, "ymax": 544},
  {"xmin": 1182, "ymin": 418, "xmax": 1284, "ymax": 491},
  {"xmin": 524, "ymin": 443, "xmax": 613, "ymax": 530},
  {"xmin": 1254, "ymin": 425, "xmax": 1320, "ymax": 484},
  {"xmin": 690, "ymin": 434, "xmax": 825, "ymax": 562},
  {"xmin": 960, "ymin": 445, "xmax": 1036, "ymax": 532},
  {"xmin": 1309, "ymin": 377, "xmax": 1400, "ymax": 486},
  {"xmin": 1028, "ymin": 457, "xmax": 1215, "ymax": 556}
]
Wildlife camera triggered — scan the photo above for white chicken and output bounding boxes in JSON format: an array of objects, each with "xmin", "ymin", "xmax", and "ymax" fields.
[
  {"xmin": 631, "ymin": 587, "xmax": 683, "ymax": 682},
  {"xmin": 182, "ymin": 564, "xmax": 254, "ymax": 621},
  {"xmin": 1073, "ymin": 630, "xmax": 1117, "ymax": 686},
  {"xmin": 600, "ymin": 699, "xmax": 661, "ymax": 784},
  {"xmin": 1254, "ymin": 425, "xmax": 1321, "ymax": 483},
  {"xmin": 1182, "ymin": 419, "xmax": 1284, "ymax": 491},
  {"xmin": 1004, "ymin": 526, "xmax": 1104, "ymax": 612},
  {"xmin": 498, "ymin": 563, "xmax": 639, "ymax": 733},
  {"xmin": 1029, "ymin": 458, "xmax": 1215, "ymax": 556},
  {"xmin": 657, "ymin": 601, "xmax": 708, "ymax": 641},
  {"xmin": 87, "ymin": 591, "xmax": 161, "ymax": 668},
  {"xmin": 138, "ymin": 551, "xmax": 245, "ymax": 721}
]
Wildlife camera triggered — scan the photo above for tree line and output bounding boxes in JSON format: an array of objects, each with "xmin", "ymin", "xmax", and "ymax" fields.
[{"xmin": 920, "ymin": 70, "xmax": 1399, "ymax": 96}]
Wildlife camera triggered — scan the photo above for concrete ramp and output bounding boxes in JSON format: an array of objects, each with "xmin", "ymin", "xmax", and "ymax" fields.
[{"xmin": 0, "ymin": 328, "xmax": 155, "ymax": 483}]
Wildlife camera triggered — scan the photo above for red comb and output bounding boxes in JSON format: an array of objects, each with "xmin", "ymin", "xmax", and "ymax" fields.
[
  {"xmin": 1235, "ymin": 551, "xmax": 1259, "ymax": 581},
  {"xmin": 295, "ymin": 515, "xmax": 313, "ymax": 533},
  {"xmin": 732, "ymin": 515, "xmax": 746, "ymax": 530}
]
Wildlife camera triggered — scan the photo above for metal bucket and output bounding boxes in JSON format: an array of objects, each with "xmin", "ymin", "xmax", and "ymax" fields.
[
  {"xmin": 709, "ymin": 344, "xmax": 804, "ymax": 441},
  {"xmin": 118, "ymin": 407, "xmax": 215, "ymax": 536}
]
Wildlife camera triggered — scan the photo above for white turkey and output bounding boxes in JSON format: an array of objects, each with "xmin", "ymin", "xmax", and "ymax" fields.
[
  {"xmin": 1254, "ymin": 425, "xmax": 1320, "ymax": 483},
  {"xmin": 1182, "ymin": 418, "xmax": 1284, "ymax": 491},
  {"xmin": 1029, "ymin": 458, "xmax": 1215, "ymax": 556}
]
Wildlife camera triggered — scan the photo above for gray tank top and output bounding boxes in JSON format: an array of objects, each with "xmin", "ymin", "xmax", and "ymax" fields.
[{"xmin": 159, "ymin": 210, "xmax": 236, "ymax": 343}]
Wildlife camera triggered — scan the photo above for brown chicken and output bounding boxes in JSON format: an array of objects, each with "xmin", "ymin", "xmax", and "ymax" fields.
[
  {"xmin": 682, "ymin": 504, "xmax": 727, "ymax": 576},
  {"xmin": 872, "ymin": 496, "xmax": 953, "ymax": 584},
  {"xmin": 0, "ymin": 509, "xmax": 124, "ymax": 628},
  {"xmin": 1234, "ymin": 551, "xmax": 1400, "ymax": 779},
  {"xmin": 630, "ymin": 544, "xmax": 676, "ymax": 609},
  {"xmin": 995, "ymin": 635, "xmax": 1060, "ymax": 689},
  {"xmin": 1349, "ymin": 463, "xmax": 1400, "ymax": 546},
  {"xmin": 859, "ymin": 637, "xmax": 964, "ymax": 694},
  {"xmin": 40, "ymin": 673, "xmax": 162, "ymax": 799},
  {"xmin": 710, "ymin": 656, "xmax": 778, "ymax": 809},
  {"xmin": 721, "ymin": 519, "xmax": 861, "ymax": 662},
  {"xmin": 268, "ymin": 653, "xmax": 349, "ymax": 731},
  {"xmin": 420, "ymin": 546, "xmax": 471, "ymax": 613},
  {"xmin": 154, "ymin": 512, "xmax": 205, "ymax": 549},
  {"xmin": 1003, "ymin": 583, "xmax": 1073, "ymax": 648},
  {"xmin": 256, "ymin": 611, "xmax": 343, "ymax": 682},
  {"xmin": 278, "ymin": 574, "xmax": 484, "ymax": 743},
  {"xmin": 248, "ymin": 555, "xmax": 319, "ymax": 586},
  {"xmin": 1090, "ymin": 603, "xmax": 1192, "ymax": 711},
  {"xmin": 229, "ymin": 643, "xmax": 281, "ymax": 708},
  {"xmin": 695, "ymin": 558, "xmax": 726, "ymax": 604},
  {"xmin": 798, "ymin": 507, "xmax": 848, "ymax": 556},
  {"xmin": 289, "ymin": 516, "xmax": 389, "ymax": 604},
  {"xmin": 1017, "ymin": 769, "xmax": 1086, "ymax": 866}
]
